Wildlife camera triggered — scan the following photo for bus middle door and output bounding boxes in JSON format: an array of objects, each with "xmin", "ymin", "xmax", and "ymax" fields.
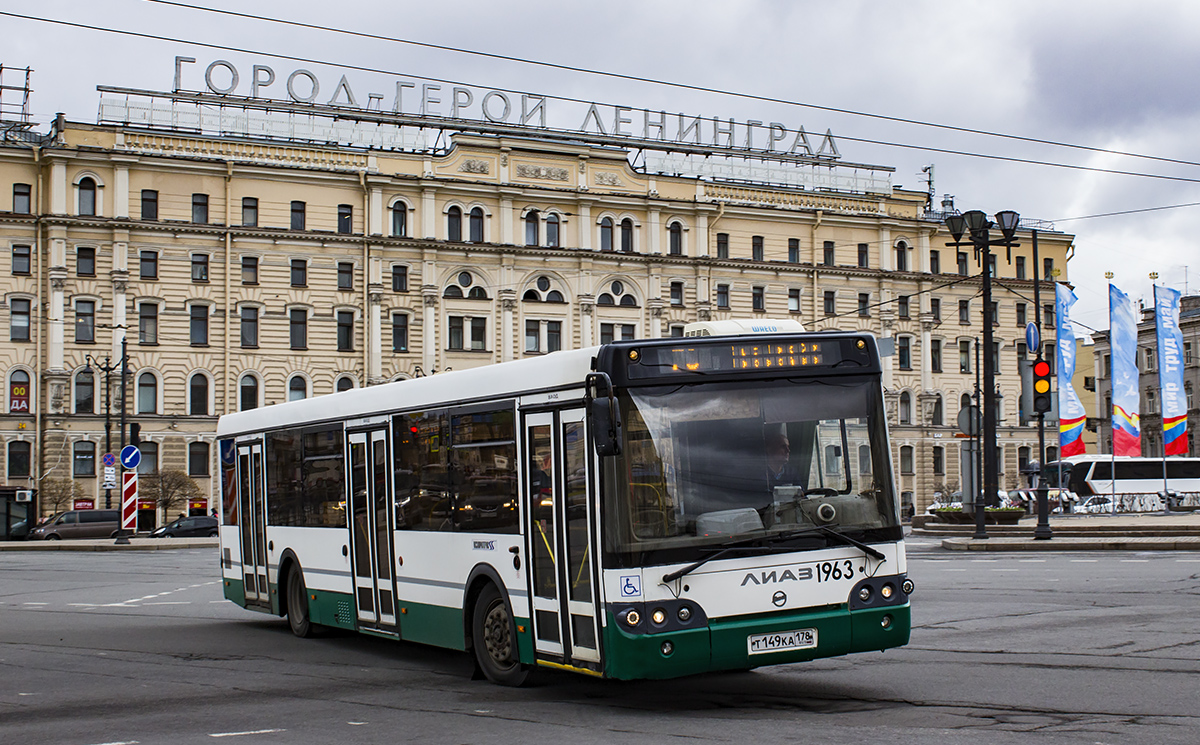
[
  {"xmin": 236, "ymin": 441, "xmax": 269, "ymax": 608},
  {"xmin": 347, "ymin": 427, "xmax": 398, "ymax": 634}
]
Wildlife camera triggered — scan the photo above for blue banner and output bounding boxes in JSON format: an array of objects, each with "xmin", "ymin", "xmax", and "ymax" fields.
[
  {"xmin": 1109, "ymin": 284, "xmax": 1141, "ymax": 456},
  {"xmin": 1155, "ymin": 285, "xmax": 1188, "ymax": 455},
  {"xmin": 1056, "ymin": 284, "xmax": 1086, "ymax": 456}
]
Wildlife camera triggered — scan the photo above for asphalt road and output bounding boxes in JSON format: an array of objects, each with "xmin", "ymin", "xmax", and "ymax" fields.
[{"xmin": 2, "ymin": 543, "xmax": 1199, "ymax": 745}]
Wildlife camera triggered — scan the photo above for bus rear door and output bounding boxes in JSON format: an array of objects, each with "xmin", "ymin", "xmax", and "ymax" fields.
[
  {"xmin": 236, "ymin": 442, "xmax": 269, "ymax": 607},
  {"xmin": 524, "ymin": 408, "xmax": 602, "ymax": 670},
  {"xmin": 347, "ymin": 426, "xmax": 398, "ymax": 633}
]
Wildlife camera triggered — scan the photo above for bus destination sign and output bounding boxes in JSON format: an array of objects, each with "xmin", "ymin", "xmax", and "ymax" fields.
[{"xmin": 628, "ymin": 339, "xmax": 860, "ymax": 379}]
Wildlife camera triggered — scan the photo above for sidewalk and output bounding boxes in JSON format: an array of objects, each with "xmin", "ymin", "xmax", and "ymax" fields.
[
  {"xmin": 922, "ymin": 512, "xmax": 1200, "ymax": 551},
  {"xmin": 0, "ymin": 536, "xmax": 218, "ymax": 552}
]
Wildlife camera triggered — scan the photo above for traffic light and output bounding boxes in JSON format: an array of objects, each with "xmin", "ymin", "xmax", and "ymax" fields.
[
  {"xmin": 129, "ymin": 422, "xmax": 141, "ymax": 447},
  {"xmin": 1032, "ymin": 357, "xmax": 1053, "ymax": 413}
]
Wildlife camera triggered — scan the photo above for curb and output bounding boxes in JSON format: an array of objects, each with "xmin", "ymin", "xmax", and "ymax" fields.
[
  {"xmin": 941, "ymin": 537, "xmax": 1200, "ymax": 551},
  {"xmin": 0, "ymin": 538, "xmax": 218, "ymax": 552}
]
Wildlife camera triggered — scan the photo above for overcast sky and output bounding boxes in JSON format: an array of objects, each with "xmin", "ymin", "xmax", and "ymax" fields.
[{"xmin": 4, "ymin": 0, "xmax": 1198, "ymax": 333}]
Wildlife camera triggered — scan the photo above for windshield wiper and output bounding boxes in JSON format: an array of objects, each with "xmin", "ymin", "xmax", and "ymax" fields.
[
  {"xmin": 660, "ymin": 529, "xmax": 820, "ymax": 583},
  {"xmin": 814, "ymin": 525, "xmax": 886, "ymax": 561}
]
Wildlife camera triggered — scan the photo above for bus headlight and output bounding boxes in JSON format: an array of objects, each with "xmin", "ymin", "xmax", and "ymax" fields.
[
  {"xmin": 880, "ymin": 583, "xmax": 895, "ymax": 600},
  {"xmin": 624, "ymin": 610, "xmax": 641, "ymax": 627}
]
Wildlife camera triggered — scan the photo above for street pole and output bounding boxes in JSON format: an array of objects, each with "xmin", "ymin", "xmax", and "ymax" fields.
[
  {"xmin": 1032, "ymin": 230, "xmax": 1052, "ymax": 538},
  {"xmin": 974, "ymin": 335, "xmax": 986, "ymax": 539},
  {"xmin": 103, "ymin": 368, "xmax": 112, "ymax": 509}
]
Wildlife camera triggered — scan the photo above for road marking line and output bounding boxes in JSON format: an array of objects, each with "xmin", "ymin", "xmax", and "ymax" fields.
[
  {"xmin": 1044, "ymin": 578, "xmax": 1061, "ymax": 581},
  {"xmin": 991, "ymin": 569, "xmax": 1020, "ymax": 572},
  {"xmin": 1120, "ymin": 559, "xmax": 1150, "ymax": 563},
  {"xmin": 22, "ymin": 602, "xmax": 48, "ymax": 606},
  {"xmin": 1018, "ymin": 559, "xmax": 1046, "ymax": 563},
  {"xmin": 1070, "ymin": 559, "xmax": 1098, "ymax": 563},
  {"xmin": 943, "ymin": 568, "xmax": 967, "ymax": 572},
  {"xmin": 145, "ymin": 601, "xmax": 190, "ymax": 605},
  {"xmin": 969, "ymin": 559, "xmax": 998, "ymax": 563},
  {"xmin": 1176, "ymin": 559, "xmax": 1200, "ymax": 563},
  {"xmin": 87, "ymin": 741, "xmax": 140, "ymax": 745},
  {"xmin": 209, "ymin": 730, "xmax": 285, "ymax": 738}
]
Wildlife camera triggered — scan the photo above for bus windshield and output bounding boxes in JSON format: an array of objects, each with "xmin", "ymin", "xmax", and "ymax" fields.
[{"xmin": 606, "ymin": 377, "xmax": 897, "ymax": 562}]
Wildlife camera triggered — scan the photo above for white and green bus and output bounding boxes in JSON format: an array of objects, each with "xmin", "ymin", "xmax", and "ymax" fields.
[{"xmin": 217, "ymin": 322, "xmax": 912, "ymax": 684}]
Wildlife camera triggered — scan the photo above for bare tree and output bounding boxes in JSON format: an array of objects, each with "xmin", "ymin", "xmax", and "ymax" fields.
[
  {"xmin": 140, "ymin": 470, "xmax": 202, "ymax": 519},
  {"xmin": 38, "ymin": 478, "xmax": 83, "ymax": 516}
]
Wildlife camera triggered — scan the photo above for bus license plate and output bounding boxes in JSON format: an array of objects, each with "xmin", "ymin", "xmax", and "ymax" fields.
[{"xmin": 747, "ymin": 628, "xmax": 817, "ymax": 655}]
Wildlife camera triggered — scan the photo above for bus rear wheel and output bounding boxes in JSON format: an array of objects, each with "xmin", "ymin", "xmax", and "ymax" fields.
[
  {"xmin": 286, "ymin": 566, "xmax": 314, "ymax": 638},
  {"xmin": 472, "ymin": 584, "xmax": 528, "ymax": 686}
]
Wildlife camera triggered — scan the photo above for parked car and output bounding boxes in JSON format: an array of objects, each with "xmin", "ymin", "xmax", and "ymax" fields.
[
  {"xmin": 150, "ymin": 515, "xmax": 219, "ymax": 538},
  {"xmin": 27, "ymin": 509, "xmax": 121, "ymax": 540}
]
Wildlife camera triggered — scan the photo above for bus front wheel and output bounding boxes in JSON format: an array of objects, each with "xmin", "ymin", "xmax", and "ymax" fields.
[
  {"xmin": 286, "ymin": 566, "xmax": 314, "ymax": 638},
  {"xmin": 472, "ymin": 584, "xmax": 528, "ymax": 686}
]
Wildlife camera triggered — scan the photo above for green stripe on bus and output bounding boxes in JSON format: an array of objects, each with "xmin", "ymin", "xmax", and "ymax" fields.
[
  {"xmin": 399, "ymin": 600, "xmax": 466, "ymax": 651},
  {"xmin": 306, "ymin": 589, "xmax": 357, "ymax": 630}
]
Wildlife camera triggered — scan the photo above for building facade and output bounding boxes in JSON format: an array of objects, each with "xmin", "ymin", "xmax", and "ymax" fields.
[{"xmin": 1, "ymin": 100, "xmax": 1073, "ymax": 525}]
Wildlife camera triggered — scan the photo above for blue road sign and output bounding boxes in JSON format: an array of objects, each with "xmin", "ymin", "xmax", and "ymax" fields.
[
  {"xmin": 102, "ymin": 452, "xmax": 117, "ymax": 468},
  {"xmin": 1025, "ymin": 322, "xmax": 1040, "ymax": 352},
  {"xmin": 120, "ymin": 445, "xmax": 141, "ymax": 470},
  {"xmin": 219, "ymin": 439, "xmax": 236, "ymax": 467}
]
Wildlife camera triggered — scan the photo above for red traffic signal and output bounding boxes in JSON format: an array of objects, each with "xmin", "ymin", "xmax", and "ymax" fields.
[
  {"xmin": 1033, "ymin": 360, "xmax": 1050, "ymax": 378},
  {"xmin": 1032, "ymin": 357, "xmax": 1053, "ymax": 413}
]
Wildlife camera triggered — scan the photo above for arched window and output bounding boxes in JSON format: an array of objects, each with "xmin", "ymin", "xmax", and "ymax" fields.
[
  {"xmin": 240, "ymin": 375, "xmax": 259, "ymax": 411},
  {"xmin": 336, "ymin": 376, "xmax": 355, "ymax": 393},
  {"xmin": 546, "ymin": 290, "xmax": 564, "ymax": 303},
  {"xmin": 447, "ymin": 206, "xmax": 462, "ymax": 242},
  {"xmin": 9, "ymin": 370, "xmax": 30, "ymax": 414},
  {"xmin": 391, "ymin": 203, "xmax": 407, "ymax": 237},
  {"xmin": 621, "ymin": 218, "xmax": 634, "ymax": 253},
  {"xmin": 546, "ymin": 214, "xmax": 560, "ymax": 247},
  {"xmin": 669, "ymin": 222, "xmax": 683, "ymax": 255},
  {"xmin": 522, "ymin": 289, "xmax": 540, "ymax": 302},
  {"xmin": 288, "ymin": 375, "xmax": 307, "ymax": 402},
  {"xmin": 469, "ymin": 207, "xmax": 484, "ymax": 242},
  {"xmin": 189, "ymin": 373, "xmax": 209, "ymax": 416},
  {"xmin": 137, "ymin": 372, "xmax": 157, "ymax": 414},
  {"xmin": 443, "ymin": 285, "xmax": 464, "ymax": 298},
  {"xmin": 899, "ymin": 391, "xmax": 912, "ymax": 424},
  {"xmin": 597, "ymin": 293, "xmax": 615, "ymax": 306},
  {"xmin": 932, "ymin": 395, "xmax": 944, "ymax": 426},
  {"xmin": 468, "ymin": 286, "xmax": 488, "ymax": 299},
  {"xmin": 619, "ymin": 295, "xmax": 637, "ymax": 307},
  {"xmin": 74, "ymin": 370, "xmax": 94, "ymax": 414},
  {"xmin": 525, "ymin": 210, "xmax": 539, "ymax": 246},
  {"xmin": 600, "ymin": 217, "xmax": 613, "ymax": 251},
  {"xmin": 961, "ymin": 393, "xmax": 972, "ymax": 413},
  {"xmin": 78, "ymin": 177, "xmax": 97, "ymax": 216}
]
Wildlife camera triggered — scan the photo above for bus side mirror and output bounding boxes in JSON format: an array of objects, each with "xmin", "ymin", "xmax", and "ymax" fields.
[{"xmin": 586, "ymin": 372, "xmax": 622, "ymax": 457}]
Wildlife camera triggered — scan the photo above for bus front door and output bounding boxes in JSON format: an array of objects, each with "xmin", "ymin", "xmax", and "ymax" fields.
[
  {"xmin": 236, "ymin": 442, "xmax": 269, "ymax": 607},
  {"xmin": 525, "ymin": 409, "xmax": 601, "ymax": 669},
  {"xmin": 347, "ymin": 428, "xmax": 398, "ymax": 633}
]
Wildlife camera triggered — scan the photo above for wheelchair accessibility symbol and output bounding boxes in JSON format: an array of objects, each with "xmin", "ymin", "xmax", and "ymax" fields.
[{"xmin": 620, "ymin": 575, "xmax": 642, "ymax": 598}]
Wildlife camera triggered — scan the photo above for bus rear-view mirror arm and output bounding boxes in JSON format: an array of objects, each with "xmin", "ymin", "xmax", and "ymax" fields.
[{"xmin": 585, "ymin": 372, "xmax": 623, "ymax": 457}]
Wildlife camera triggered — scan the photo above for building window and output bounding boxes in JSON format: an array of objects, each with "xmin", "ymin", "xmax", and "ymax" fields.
[
  {"xmin": 753, "ymin": 236, "xmax": 764, "ymax": 261},
  {"xmin": 290, "ymin": 201, "xmax": 306, "ymax": 230},
  {"xmin": 752, "ymin": 286, "xmax": 765, "ymax": 312},
  {"xmin": 77, "ymin": 246, "xmax": 96, "ymax": 277},
  {"xmin": 13, "ymin": 183, "xmax": 31, "ymax": 214},
  {"xmin": 957, "ymin": 251, "xmax": 968, "ymax": 275},
  {"xmin": 337, "ymin": 310, "xmax": 355, "ymax": 351},
  {"xmin": 7, "ymin": 441, "xmax": 31, "ymax": 478},
  {"xmin": 392, "ymin": 313, "xmax": 408, "ymax": 352},
  {"xmin": 788, "ymin": 288, "xmax": 801, "ymax": 313},
  {"xmin": 390, "ymin": 202, "xmax": 408, "ymax": 237},
  {"xmin": 9, "ymin": 370, "xmax": 31, "ymax": 413},
  {"xmin": 824, "ymin": 291, "xmax": 836, "ymax": 316},
  {"xmin": 716, "ymin": 283, "xmax": 729, "ymax": 309},
  {"xmin": 716, "ymin": 232, "xmax": 728, "ymax": 259},
  {"xmin": 525, "ymin": 210, "xmax": 540, "ymax": 246},
  {"xmin": 959, "ymin": 299, "xmax": 970, "ymax": 325},
  {"xmin": 931, "ymin": 297, "xmax": 941, "ymax": 321},
  {"xmin": 186, "ymin": 304, "xmax": 210, "ymax": 346},
  {"xmin": 990, "ymin": 301, "xmax": 999, "ymax": 327},
  {"xmin": 188, "ymin": 442, "xmax": 210, "ymax": 477},
  {"xmin": 470, "ymin": 317, "xmax": 487, "ymax": 350},
  {"xmin": 600, "ymin": 323, "xmax": 615, "ymax": 345},
  {"xmin": 931, "ymin": 339, "xmax": 943, "ymax": 373},
  {"xmin": 239, "ymin": 375, "xmax": 258, "ymax": 411},
  {"xmin": 932, "ymin": 395, "xmax": 944, "ymax": 425},
  {"xmin": 242, "ymin": 197, "xmax": 258, "ymax": 227},
  {"xmin": 392, "ymin": 265, "xmax": 408, "ymax": 292},
  {"xmin": 1016, "ymin": 303, "xmax": 1027, "ymax": 327},
  {"xmin": 858, "ymin": 293, "xmax": 870, "ymax": 317},
  {"xmin": 668, "ymin": 222, "xmax": 683, "ymax": 255},
  {"xmin": 141, "ymin": 190, "xmax": 158, "ymax": 220},
  {"xmin": 469, "ymin": 207, "xmax": 485, "ymax": 242},
  {"xmin": 288, "ymin": 375, "xmax": 307, "ymax": 402},
  {"xmin": 1043, "ymin": 303, "xmax": 1054, "ymax": 328},
  {"xmin": 1016, "ymin": 256, "xmax": 1026, "ymax": 279},
  {"xmin": 670, "ymin": 325, "xmax": 685, "ymax": 338},
  {"xmin": 447, "ymin": 205, "xmax": 462, "ymax": 241},
  {"xmin": 137, "ymin": 442, "xmax": 158, "ymax": 476},
  {"xmin": 336, "ymin": 376, "xmax": 355, "ymax": 392},
  {"xmin": 1043, "ymin": 257, "xmax": 1054, "ymax": 280},
  {"xmin": 75, "ymin": 370, "xmax": 94, "ymax": 414},
  {"xmin": 291, "ymin": 258, "xmax": 307, "ymax": 287},
  {"xmin": 988, "ymin": 254, "xmax": 997, "ymax": 277},
  {"xmin": 137, "ymin": 372, "xmax": 157, "ymax": 414},
  {"xmin": 10, "ymin": 298, "xmax": 30, "ymax": 341},
  {"xmin": 290, "ymin": 308, "xmax": 307, "ymax": 349},
  {"xmin": 190, "ymin": 373, "xmax": 208, "ymax": 415},
  {"xmin": 621, "ymin": 323, "xmax": 636, "ymax": 340},
  {"xmin": 241, "ymin": 306, "xmax": 259, "ymax": 347},
  {"xmin": 338, "ymin": 262, "xmax": 354, "ymax": 291},
  {"xmin": 895, "ymin": 242, "xmax": 908, "ymax": 271},
  {"xmin": 12, "ymin": 245, "xmax": 31, "ymax": 275},
  {"xmin": 449, "ymin": 316, "xmax": 464, "ymax": 350},
  {"xmin": 670, "ymin": 281, "xmax": 683, "ymax": 306},
  {"xmin": 855, "ymin": 242, "xmax": 867, "ymax": 268},
  {"xmin": 933, "ymin": 446, "xmax": 945, "ymax": 474},
  {"xmin": 1186, "ymin": 381, "xmax": 1194, "ymax": 410},
  {"xmin": 139, "ymin": 303, "xmax": 158, "ymax": 344},
  {"xmin": 78, "ymin": 177, "xmax": 96, "ymax": 216},
  {"xmin": 140, "ymin": 250, "xmax": 158, "ymax": 279},
  {"xmin": 929, "ymin": 249, "xmax": 940, "ymax": 274},
  {"xmin": 900, "ymin": 445, "xmax": 913, "ymax": 473},
  {"xmin": 789, "ymin": 238, "xmax": 801, "ymax": 264},
  {"xmin": 191, "ymin": 254, "xmax": 209, "ymax": 282},
  {"xmin": 822, "ymin": 240, "xmax": 834, "ymax": 266},
  {"xmin": 337, "ymin": 204, "xmax": 353, "ymax": 234},
  {"xmin": 525, "ymin": 319, "xmax": 540, "ymax": 353},
  {"xmin": 192, "ymin": 193, "xmax": 209, "ymax": 224},
  {"xmin": 620, "ymin": 218, "xmax": 634, "ymax": 253},
  {"xmin": 74, "ymin": 441, "xmax": 96, "ymax": 477},
  {"xmin": 858, "ymin": 444, "xmax": 872, "ymax": 475},
  {"xmin": 546, "ymin": 214, "xmax": 560, "ymax": 247},
  {"xmin": 1184, "ymin": 342, "xmax": 1193, "ymax": 365},
  {"xmin": 241, "ymin": 256, "xmax": 258, "ymax": 285},
  {"xmin": 899, "ymin": 393, "xmax": 912, "ymax": 424},
  {"xmin": 599, "ymin": 217, "xmax": 613, "ymax": 251},
  {"xmin": 898, "ymin": 336, "xmax": 911, "ymax": 370},
  {"xmin": 547, "ymin": 321, "xmax": 561, "ymax": 352},
  {"xmin": 898, "ymin": 295, "xmax": 909, "ymax": 318},
  {"xmin": 960, "ymin": 340, "xmax": 972, "ymax": 373},
  {"xmin": 75, "ymin": 301, "xmax": 95, "ymax": 343}
]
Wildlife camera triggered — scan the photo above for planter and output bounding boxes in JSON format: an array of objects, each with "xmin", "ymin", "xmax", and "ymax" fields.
[{"xmin": 931, "ymin": 508, "xmax": 1025, "ymax": 525}]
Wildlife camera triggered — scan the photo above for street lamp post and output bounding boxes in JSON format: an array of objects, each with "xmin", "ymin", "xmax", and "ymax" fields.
[
  {"xmin": 945, "ymin": 210, "xmax": 1021, "ymax": 540},
  {"xmin": 84, "ymin": 336, "xmax": 130, "ymax": 511}
]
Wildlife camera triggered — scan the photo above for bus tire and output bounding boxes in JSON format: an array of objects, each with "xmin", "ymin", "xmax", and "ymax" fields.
[
  {"xmin": 286, "ymin": 566, "xmax": 314, "ymax": 638},
  {"xmin": 472, "ymin": 584, "xmax": 528, "ymax": 686}
]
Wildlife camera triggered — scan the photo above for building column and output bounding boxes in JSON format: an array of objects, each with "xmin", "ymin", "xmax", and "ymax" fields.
[
  {"xmin": 49, "ymin": 159, "xmax": 67, "ymax": 214},
  {"xmin": 920, "ymin": 316, "xmax": 934, "ymax": 392},
  {"xmin": 501, "ymin": 296, "xmax": 515, "ymax": 362},
  {"xmin": 577, "ymin": 201, "xmax": 592, "ymax": 250},
  {"xmin": 113, "ymin": 163, "xmax": 130, "ymax": 219},
  {"xmin": 580, "ymin": 302, "xmax": 594, "ymax": 347},
  {"xmin": 500, "ymin": 195, "xmax": 514, "ymax": 245},
  {"xmin": 422, "ymin": 186, "xmax": 437, "ymax": 239},
  {"xmin": 648, "ymin": 208, "xmax": 661, "ymax": 254},
  {"xmin": 368, "ymin": 289, "xmax": 383, "ymax": 383},
  {"xmin": 422, "ymin": 291, "xmax": 437, "ymax": 373},
  {"xmin": 693, "ymin": 213, "xmax": 708, "ymax": 258}
]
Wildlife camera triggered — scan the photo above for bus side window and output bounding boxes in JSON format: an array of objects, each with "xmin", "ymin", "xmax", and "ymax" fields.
[{"xmin": 393, "ymin": 411, "xmax": 453, "ymax": 531}]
